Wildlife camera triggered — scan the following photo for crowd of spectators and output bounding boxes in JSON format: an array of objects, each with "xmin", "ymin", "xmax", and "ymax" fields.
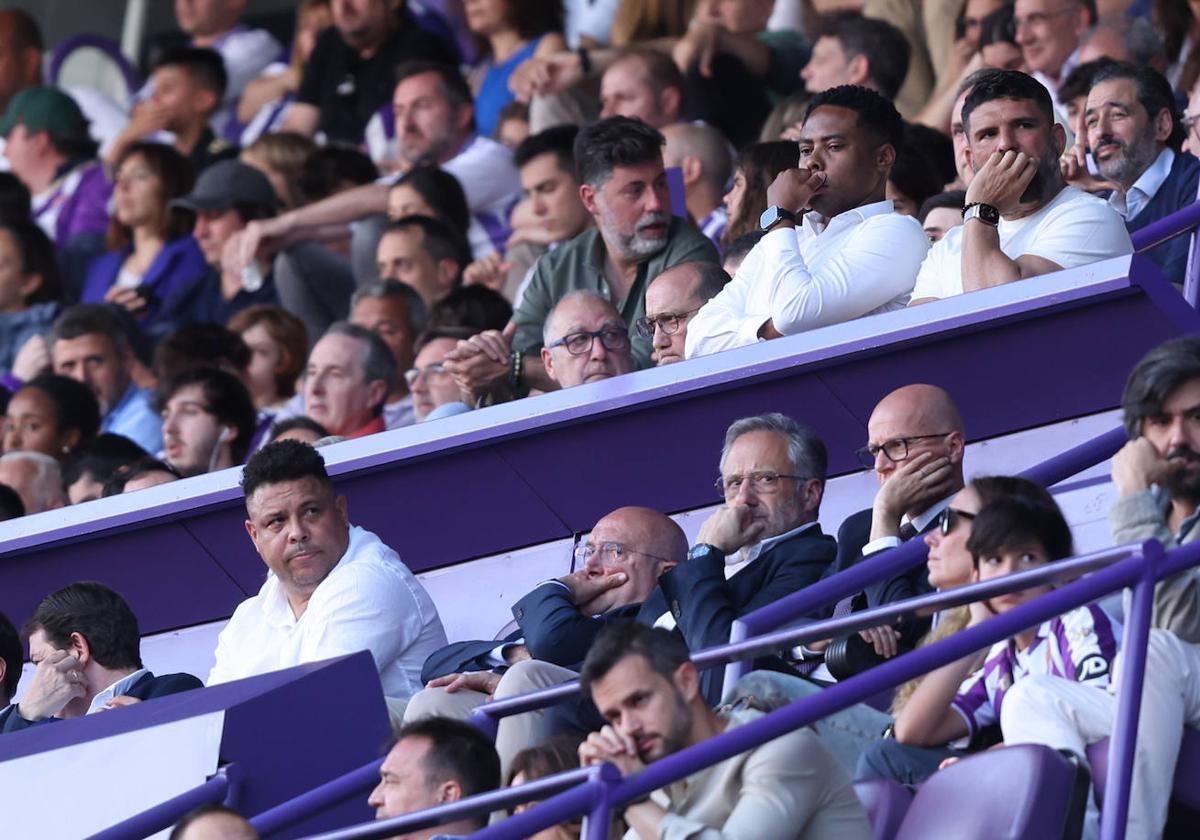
[{"xmin": 1, "ymin": 0, "xmax": 1200, "ymax": 836}]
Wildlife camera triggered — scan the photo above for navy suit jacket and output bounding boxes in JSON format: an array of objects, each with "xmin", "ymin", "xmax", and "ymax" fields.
[
  {"xmin": 0, "ymin": 671, "xmax": 202, "ymax": 734},
  {"xmin": 420, "ymin": 583, "xmax": 669, "ymax": 684},
  {"xmin": 660, "ymin": 525, "xmax": 837, "ymax": 703}
]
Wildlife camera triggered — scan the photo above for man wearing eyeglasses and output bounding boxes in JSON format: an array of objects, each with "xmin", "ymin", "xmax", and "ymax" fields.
[
  {"xmin": 640, "ymin": 262, "xmax": 730, "ymax": 366},
  {"xmin": 408, "ymin": 327, "xmax": 474, "ymax": 422},
  {"xmin": 406, "ymin": 506, "xmax": 687, "ymax": 774},
  {"xmin": 541, "ymin": 291, "xmax": 635, "ymax": 389}
]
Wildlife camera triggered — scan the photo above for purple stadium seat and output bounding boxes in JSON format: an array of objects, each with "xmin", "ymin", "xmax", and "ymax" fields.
[
  {"xmin": 855, "ymin": 780, "xmax": 912, "ymax": 840},
  {"xmin": 1087, "ymin": 726, "xmax": 1200, "ymax": 811},
  {"xmin": 895, "ymin": 745, "xmax": 1088, "ymax": 840}
]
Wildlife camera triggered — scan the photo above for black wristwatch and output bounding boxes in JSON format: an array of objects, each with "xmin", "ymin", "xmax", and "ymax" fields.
[
  {"xmin": 759, "ymin": 205, "xmax": 797, "ymax": 232},
  {"xmin": 962, "ymin": 202, "xmax": 1000, "ymax": 226},
  {"xmin": 688, "ymin": 543, "xmax": 726, "ymax": 562}
]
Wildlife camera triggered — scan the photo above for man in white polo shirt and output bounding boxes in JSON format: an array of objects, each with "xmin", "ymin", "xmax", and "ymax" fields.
[
  {"xmin": 685, "ymin": 85, "xmax": 929, "ymax": 358},
  {"xmin": 909, "ymin": 69, "xmax": 1131, "ymax": 305},
  {"xmin": 208, "ymin": 440, "xmax": 447, "ymax": 701}
]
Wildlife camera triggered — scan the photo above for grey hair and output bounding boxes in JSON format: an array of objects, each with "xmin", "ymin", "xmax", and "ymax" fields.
[
  {"xmin": 542, "ymin": 289, "xmax": 620, "ymax": 346},
  {"xmin": 351, "ymin": 280, "xmax": 429, "ymax": 338},
  {"xmin": 0, "ymin": 451, "xmax": 64, "ymax": 510},
  {"xmin": 319, "ymin": 322, "xmax": 398, "ymax": 409},
  {"xmin": 719, "ymin": 413, "xmax": 828, "ymax": 484}
]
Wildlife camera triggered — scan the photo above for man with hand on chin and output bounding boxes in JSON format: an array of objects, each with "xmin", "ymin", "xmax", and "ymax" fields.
[
  {"xmin": 685, "ymin": 85, "xmax": 928, "ymax": 358},
  {"xmin": 909, "ymin": 68, "xmax": 1130, "ymax": 304}
]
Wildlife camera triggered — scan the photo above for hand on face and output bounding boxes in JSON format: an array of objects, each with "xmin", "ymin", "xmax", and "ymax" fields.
[
  {"xmin": 765, "ymin": 167, "xmax": 827, "ymax": 215},
  {"xmin": 559, "ymin": 567, "xmax": 628, "ymax": 613},
  {"xmin": 695, "ymin": 504, "xmax": 768, "ymax": 555},
  {"xmin": 964, "ymin": 150, "xmax": 1038, "ymax": 215},
  {"xmin": 578, "ymin": 724, "xmax": 646, "ymax": 776},
  {"xmin": 1111, "ymin": 436, "xmax": 1177, "ymax": 497},
  {"xmin": 874, "ymin": 451, "xmax": 957, "ymax": 522},
  {"xmin": 1060, "ymin": 108, "xmax": 1122, "ymax": 194},
  {"xmin": 19, "ymin": 649, "xmax": 87, "ymax": 721}
]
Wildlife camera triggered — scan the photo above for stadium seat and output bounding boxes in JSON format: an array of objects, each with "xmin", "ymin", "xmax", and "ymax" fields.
[
  {"xmin": 854, "ymin": 780, "xmax": 912, "ymax": 840},
  {"xmin": 895, "ymin": 745, "xmax": 1089, "ymax": 840},
  {"xmin": 1087, "ymin": 726, "xmax": 1200, "ymax": 811}
]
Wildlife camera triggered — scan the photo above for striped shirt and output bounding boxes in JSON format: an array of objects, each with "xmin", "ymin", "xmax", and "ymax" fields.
[{"xmin": 951, "ymin": 603, "xmax": 1120, "ymax": 742}]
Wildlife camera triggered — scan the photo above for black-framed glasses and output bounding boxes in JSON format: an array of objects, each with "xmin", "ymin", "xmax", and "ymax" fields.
[
  {"xmin": 546, "ymin": 327, "xmax": 630, "ymax": 356},
  {"xmin": 855, "ymin": 433, "xmax": 953, "ymax": 469},
  {"xmin": 634, "ymin": 307, "xmax": 702, "ymax": 339},
  {"xmin": 573, "ymin": 541, "xmax": 670, "ymax": 566},
  {"xmin": 937, "ymin": 507, "xmax": 976, "ymax": 536},
  {"xmin": 403, "ymin": 363, "xmax": 448, "ymax": 387},
  {"xmin": 714, "ymin": 471, "xmax": 807, "ymax": 498}
]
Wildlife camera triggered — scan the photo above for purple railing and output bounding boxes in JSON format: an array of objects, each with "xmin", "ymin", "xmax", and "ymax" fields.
[
  {"xmin": 84, "ymin": 763, "xmax": 242, "ymax": 840},
  {"xmin": 1128, "ymin": 198, "xmax": 1200, "ymax": 307},
  {"xmin": 298, "ymin": 538, "xmax": 1200, "ymax": 840},
  {"xmin": 251, "ymin": 759, "xmax": 383, "ymax": 837}
]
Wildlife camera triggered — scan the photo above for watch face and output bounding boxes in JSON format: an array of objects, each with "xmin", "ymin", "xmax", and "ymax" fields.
[
  {"xmin": 760, "ymin": 205, "xmax": 781, "ymax": 231},
  {"xmin": 979, "ymin": 204, "xmax": 1000, "ymax": 224}
]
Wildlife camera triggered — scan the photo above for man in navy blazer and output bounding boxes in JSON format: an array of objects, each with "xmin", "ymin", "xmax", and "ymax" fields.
[{"xmin": 0, "ymin": 582, "xmax": 201, "ymax": 735}]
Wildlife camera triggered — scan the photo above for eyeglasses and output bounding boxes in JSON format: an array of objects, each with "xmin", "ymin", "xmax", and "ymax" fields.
[
  {"xmin": 573, "ymin": 541, "xmax": 670, "ymax": 566},
  {"xmin": 937, "ymin": 507, "xmax": 976, "ymax": 536},
  {"xmin": 546, "ymin": 327, "xmax": 630, "ymax": 356},
  {"xmin": 855, "ymin": 433, "xmax": 952, "ymax": 469},
  {"xmin": 403, "ymin": 363, "xmax": 448, "ymax": 387},
  {"xmin": 634, "ymin": 308, "xmax": 702, "ymax": 339},
  {"xmin": 715, "ymin": 471, "xmax": 807, "ymax": 498}
]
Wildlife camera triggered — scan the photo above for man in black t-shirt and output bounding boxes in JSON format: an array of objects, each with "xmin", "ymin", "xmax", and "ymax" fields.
[{"xmin": 281, "ymin": 0, "xmax": 454, "ymax": 145}]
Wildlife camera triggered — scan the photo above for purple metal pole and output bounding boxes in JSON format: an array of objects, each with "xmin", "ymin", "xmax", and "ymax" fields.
[
  {"xmin": 85, "ymin": 766, "xmax": 232, "ymax": 840},
  {"xmin": 251, "ymin": 759, "xmax": 383, "ymax": 837},
  {"xmin": 1128, "ymin": 199, "xmax": 1200, "ymax": 252},
  {"xmin": 583, "ymin": 764, "xmax": 621, "ymax": 840},
  {"xmin": 1099, "ymin": 540, "xmax": 1161, "ymax": 840}
]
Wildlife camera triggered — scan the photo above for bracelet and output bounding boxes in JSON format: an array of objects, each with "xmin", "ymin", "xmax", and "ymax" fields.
[
  {"xmin": 577, "ymin": 46, "xmax": 593, "ymax": 76},
  {"xmin": 507, "ymin": 349, "xmax": 524, "ymax": 390}
]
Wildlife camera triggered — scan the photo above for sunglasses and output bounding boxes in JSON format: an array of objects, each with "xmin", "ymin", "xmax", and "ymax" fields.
[{"xmin": 938, "ymin": 507, "xmax": 976, "ymax": 536}]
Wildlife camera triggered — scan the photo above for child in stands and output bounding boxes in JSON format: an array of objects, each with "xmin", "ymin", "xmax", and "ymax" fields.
[{"xmin": 892, "ymin": 483, "xmax": 1121, "ymax": 753}]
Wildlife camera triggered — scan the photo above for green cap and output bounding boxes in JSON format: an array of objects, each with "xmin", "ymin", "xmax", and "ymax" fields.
[{"xmin": 0, "ymin": 86, "xmax": 90, "ymax": 140}]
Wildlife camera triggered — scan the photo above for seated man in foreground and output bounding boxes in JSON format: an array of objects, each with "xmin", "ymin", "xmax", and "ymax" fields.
[
  {"xmin": 909, "ymin": 68, "xmax": 1132, "ymax": 304},
  {"xmin": 1, "ymin": 582, "xmax": 201, "ymax": 733},
  {"xmin": 208, "ymin": 440, "xmax": 448, "ymax": 702},
  {"xmin": 368, "ymin": 717, "xmax": 501, "ymax": 837},
  {"xmin": 685, "ymin": 85, "xmax": 929, "ymax": 358},
  {"xmin": 579, "ymin": 622, "xmax": 872, "ymax": 839}
]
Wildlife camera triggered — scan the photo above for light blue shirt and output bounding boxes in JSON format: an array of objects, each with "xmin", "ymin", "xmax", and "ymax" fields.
[
  {"xmin": 86, "ymin": 668, "xmax": 148, "ymax": 715},
  {"xmin": 1109, "ymin": 147, "xmax": 1175, "ymax": 221},
  {"xmin": 102, "ymin": 382, "xmax": 163, "ymax": 453}
]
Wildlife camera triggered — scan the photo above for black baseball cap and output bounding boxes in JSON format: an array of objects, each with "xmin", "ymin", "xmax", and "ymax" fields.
[{"xmin": 170, "ymin": 160, "xmax": 280, "ymax": 213}]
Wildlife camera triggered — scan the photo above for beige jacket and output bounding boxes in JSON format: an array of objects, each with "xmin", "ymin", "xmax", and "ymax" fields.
[
  {"xmin": 624, "ymin": 709, "xmax": 872, "ymax": 840},
  {"xmin": 1109, "ymin": 489, "xmax": 1200, "ymax": 643}
]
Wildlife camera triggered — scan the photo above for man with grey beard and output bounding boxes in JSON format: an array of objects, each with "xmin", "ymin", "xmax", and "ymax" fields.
[
  {"xmin": 909, "ymin": 69, "xmax": 1132, "ymax": 303},
  {"xmin": 1075, "ymin": 62, "xmax": 1200, "ymax": 287},
  {"xmin": 442, "ymin": 116, "xmax": 718, "ymax": 399}
]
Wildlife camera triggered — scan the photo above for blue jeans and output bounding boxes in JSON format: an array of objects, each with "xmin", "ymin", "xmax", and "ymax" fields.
[
  {"xmin": 855, "ymin": 738, "xmax": 967, "ymax": 787},
  {"xmin": 729, "ymin": 670, "xmax": 892, "ymax": 774}
]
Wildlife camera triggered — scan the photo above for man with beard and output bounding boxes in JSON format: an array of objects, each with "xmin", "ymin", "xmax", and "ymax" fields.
[
  {"xmin": 910, "ymin": 69, "xmax": 1131, "ymax": 304},
  {"xmin": 579, "ymin": 622, "xmax": 872, "ymax": 839},
  {"xmin": 992, "ymin": 336, "xmax": 1200, "ymax": 840},
  {"xmin": 1074, "ymin": 63, "xmax": 1200, "ymax": 287},
  {"xmin": 443, "ymin": 116, "xmax": 717, "ymax": 401},
  {"xmin": 685, "ymin": 85, "xmax": 929, "ymax": 357}
]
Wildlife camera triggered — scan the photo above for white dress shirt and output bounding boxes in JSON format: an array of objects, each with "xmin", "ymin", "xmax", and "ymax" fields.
[
  {"xmin": 859, "ymin": 494, "xmax": 954, "ymax": 557},
  {"xmin": 685, "ymin": 200, "xmax": 929, "ymax": 358},
  {"xmin": 208, "ymin": 525, "xmax": 448, "ymax": 700},
  {"xmin": 1109, "ymin": 147, "xmax": 1174, "ymax": 221},
  {"xmin": 910, "ymin": 185, "xmax": 1133, "ymax": 301}
]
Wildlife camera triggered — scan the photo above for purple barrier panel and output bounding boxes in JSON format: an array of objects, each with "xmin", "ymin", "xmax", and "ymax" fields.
[
  {"xmin": 0, "ymin": 653, "xmax": 391, "ymax": 839},
  {"xmin": 0, "ymin": 255, "xmax": 1192, "ymax": 640}
]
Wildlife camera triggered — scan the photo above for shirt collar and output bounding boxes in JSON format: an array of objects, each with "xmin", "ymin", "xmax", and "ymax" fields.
[
  {"xmin": 800, "ymin": 199, "xmax": 895, "ymax": 236},
  {"xmin": 86, "ymin": 668, "xmax": 148, "ymax": 715},
  {"xmin": 106, "ymin": 380, "xmax": 140, "ymax": 419},
  {"xmin": 1150, "ymin": 484, "xmax": 1200, "ymax": 541},
  {"xmin": 1109, "ymin": 147, "xmax": 1174, "ymax": 217},
  {"xmin": 903, "ymin": 493, "xmax": 956, "ymax": 535},
  {"xmin": 736, "ymin": 519, "xmax": 818, "ymax": 567}
]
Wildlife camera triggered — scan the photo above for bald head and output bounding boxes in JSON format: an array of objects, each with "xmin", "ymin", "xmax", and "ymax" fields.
[
  {"xmin": 662, "ymin": 122, "xmax": 733, "ymax": 195},
  {"xmin": 541, "ymin": 291, "xmax": 634, "ymax": 388},
  {"xmin": 171, "ymin": 808, "xmax": 258, "ymax": 840},
  {"xmin": 0, "ymin": 452, "xmax": 64, "ymax": 515},
  {"xmin": 866, "ymin": 384, "xmax": 966, "ymax": 491},
  {"xmin": 645, "ymin": 262, "xmax": 729, "ymax": 365},
  {"xmin": 582, "ymin": 506, "xmax": 686, "ymax": 612}
]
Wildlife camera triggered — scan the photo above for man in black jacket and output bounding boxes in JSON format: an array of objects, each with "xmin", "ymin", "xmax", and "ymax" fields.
[{"xmin": 0, "ymin": 582, "xmax": 201, "ymax": 733}]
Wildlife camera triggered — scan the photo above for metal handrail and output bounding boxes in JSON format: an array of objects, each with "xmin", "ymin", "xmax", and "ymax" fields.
[
  {"xmin": 296, "ymin": 765, "xmax": 607, "ymax": 840},
  {"xmin": 85, "ymin": 763, "xmax": 241, "ymax": 840},
  {"xmin": 251, "ymin": 759, "xmax": 383, "ymax": 837},
  {"xmin": 459, "ymin": 538, "xmax": 1200, "ymax": 840},
  {"xmin": 1128, "ymin": 199, "xmax": 1200, "ymax": 252}
]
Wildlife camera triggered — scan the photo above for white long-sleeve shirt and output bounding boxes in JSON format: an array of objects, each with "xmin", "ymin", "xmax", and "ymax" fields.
[
  {"xmin": 685, "ymin": 200, "xmax": 929, "ymax": 358},
  {"xmin": 208, "ymin": 525, "xmax": 448, "ymax": 700}
]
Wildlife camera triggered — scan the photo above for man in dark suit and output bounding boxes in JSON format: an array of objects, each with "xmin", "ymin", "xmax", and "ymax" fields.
[
  {"xmin": 803, "ymin": 384, "xmax": 965, "ymax": 680},
  {"xmin": 0, "ymin": 582, "xmax": 201, "ymax": 734}
]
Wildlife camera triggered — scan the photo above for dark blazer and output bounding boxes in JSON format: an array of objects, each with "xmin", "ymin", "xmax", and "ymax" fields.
[
  {"xmin": 0, "ymin": 670, "xmax": 202, "ymax": 734},
  {"xmin": 660, "ymin": 524, "xmax": 838, "ymax": 703},
  {"xmin": 420, "ymin": 583, "xmax": 669, "ymax": 684}
]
